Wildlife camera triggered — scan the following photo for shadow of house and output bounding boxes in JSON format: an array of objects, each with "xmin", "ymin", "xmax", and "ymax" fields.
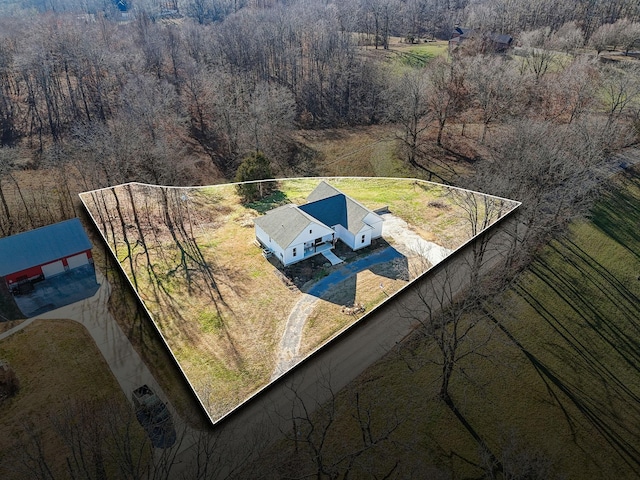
[
  {"xmin": 305, "ymin": 243, "xmax": 408, "ymax": 306},
  {"xmin": 0, "ymin": 218, "xmax": 99, "ymax": 317}
]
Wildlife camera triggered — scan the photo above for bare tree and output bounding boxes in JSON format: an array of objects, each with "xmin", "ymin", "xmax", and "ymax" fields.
[
  {"xmin": 600, "ymin": 64, "xmax": 640, "ymax": 127},
  {"xmin": 467, "ymin": 55, "xmax": 522, "ymax": 143},
  {"xmin": 266, "ymin": 373, "xmax": 402, "ymax": 479},
  {"xmin": 425, "ymin": 56, "xmax": 468, "ymax": 147},
  {"xmin": 385, "ymin": 69, "xmax": 431, "ymax": 171}
]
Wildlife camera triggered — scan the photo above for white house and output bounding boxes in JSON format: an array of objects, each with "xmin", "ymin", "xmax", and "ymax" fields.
[
  {"xmin": 254, "ymin": 181, "xmax": 384, "ymax": 266},
  {"xmin": 254, "ymin": 204, "xmax": 336, "ymax": 266}
]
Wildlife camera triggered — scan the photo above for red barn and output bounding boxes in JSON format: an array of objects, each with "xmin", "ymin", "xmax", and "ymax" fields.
[{"xmin": 0, "ymin": 218, "xmax": 93, "ymax": 293}]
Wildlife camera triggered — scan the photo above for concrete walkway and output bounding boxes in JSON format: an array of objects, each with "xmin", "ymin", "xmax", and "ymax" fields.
[
  {"xmin": 321, "ymin": 250, "xmax": 343, "ymax": 266},
  {"xmin": 31, "ymin": 269, "xmax": 170, "ymax": 410},
  {"xmin": 0, "ymin": 316, "xmax": 37, "ymax": 341}
]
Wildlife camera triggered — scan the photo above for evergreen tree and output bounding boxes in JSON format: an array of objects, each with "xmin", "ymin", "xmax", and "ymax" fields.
[{"xmin": 235, "ymin": 151, "xmax": 274, "ymax": 201}]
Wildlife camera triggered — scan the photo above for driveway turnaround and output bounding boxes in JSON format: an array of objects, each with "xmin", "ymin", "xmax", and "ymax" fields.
[
  {"xmin": 381, "ymin": 213, "xmax": 453, "ymax": 265},
  {"xmin": 31, "ymin": 269, "xmax": 169, "ymax": 409}
]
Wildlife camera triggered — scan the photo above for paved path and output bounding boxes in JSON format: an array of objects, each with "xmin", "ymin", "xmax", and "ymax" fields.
[
  {"xmin": 321, "ymin": 250, "xmax": 343, "ymax": 265},
  {"xmin": 0, "ymin": 316, "xmax": 37, "ymax": 341},
  {"xmin": 271, "ymin": 247, "xmax": 406, "ymax": 380},
  {"xmin": 0, "ymin": 269, "xmax": 197, "ymax": 460},
  {"xmin": 31, "ymin": 269, "xmax": 170, "ymax": 410}
]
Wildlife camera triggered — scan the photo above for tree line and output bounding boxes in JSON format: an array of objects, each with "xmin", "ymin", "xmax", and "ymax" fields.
[{"xmin": 0, "ymin": 2, "xmax": 637, "ymax": 228}]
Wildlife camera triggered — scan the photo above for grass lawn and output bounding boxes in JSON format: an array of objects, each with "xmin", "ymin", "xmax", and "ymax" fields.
[
  {"xmin": 296, "ymin": 125, "xmax": 410, "ymax": 178},
  {"xmin": 295, "ymin": 124, "xmax": 475, "ymax": 183},
  {"xmin": 0, "ymin": 320, "xmax": 144, "ymax": 478},
  {"xmin": 258, "ymin": 166, "xmax": 640, "ymax": 478},
  {"xmin": 80, "ymin": 178, "xmax": 516, "ymax": 423},
  {"xmin": 357, "ymin": 38, "xmax": 450, "ymax": 73}
]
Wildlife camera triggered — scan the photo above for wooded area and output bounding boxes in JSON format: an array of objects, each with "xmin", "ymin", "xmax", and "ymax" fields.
[{"xmin": 0, "ymin": 0, "xmax": 638, "ymax": 238}]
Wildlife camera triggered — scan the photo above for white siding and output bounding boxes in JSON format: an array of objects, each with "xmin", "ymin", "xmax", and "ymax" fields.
[
  {"xmin": 364, "ymin": 212, "xmax": 384, "ymax": 239},
  {"xmin": 334, "ymin": 224, "xmax": 355, "ymax": 249},
  {"xmin": 255, "ymin": 224, "xmax": 286, "ymax": 261},
  {"xmin": 283, "ymin": 222, "xmax": 334, "ymax": 265},
  {"xmin": 258, "ymin": 221, "xmax": 334, "ymax": 266},
  {"xmin": 353, "ymin": 225, "xmax": 373, "ymax": 250}
]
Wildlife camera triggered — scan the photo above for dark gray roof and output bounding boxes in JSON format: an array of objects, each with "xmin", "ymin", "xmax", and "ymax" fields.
[
  {"xmin": 306, "ymin": 181, "xmax": 343, "ymax": 203},
  {"xmin": 0, "ymin": 218, "xmax": 92, "ymax": 276},
  {"xmin": 254, "ymin": 204, "xmax": 326, "ymax": 249},
  {"xmin": 299, "ymin": 195, "xmax": 346, "ymax": 231}
]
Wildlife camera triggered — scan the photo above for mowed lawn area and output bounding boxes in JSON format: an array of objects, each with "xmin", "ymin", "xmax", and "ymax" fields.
[
  {"xmin": 80, "ymin": 178, "xmax": 516, "ymax": 422},
  {"xmin": 262, "ymin": 166, "xmax": 640, "ymax": 478},
  {"xmin": 0, "ymin": 320, "xmax": 143, "ymax": 479}
]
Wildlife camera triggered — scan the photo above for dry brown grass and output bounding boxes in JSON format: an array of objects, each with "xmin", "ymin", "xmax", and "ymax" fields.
[
  {"xmin": 0, "ymin": 320, "xmax": 135, "ymax": 477},
  {"xmin": 300, "ymin": 270, "xmax": 408, "ymax": 356},
  {"xmin": 296, "ymin": 125, "xmax": 411, "ymax": 178},
  {"xmin": 80, "ymin": 178, "xmax": 517, "ymax": 422}
]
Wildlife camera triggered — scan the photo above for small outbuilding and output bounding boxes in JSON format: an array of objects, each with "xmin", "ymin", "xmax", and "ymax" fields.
[{"xmin": 0, "ymin": 218, "xmax": 93, "ymax": 294}]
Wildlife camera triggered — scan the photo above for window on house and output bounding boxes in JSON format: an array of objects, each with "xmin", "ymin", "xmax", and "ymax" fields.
[
  {"xmin": 293, "ymin": 247, "xmax": 297, "ymax": 257},
  {"xmin": 361, "ymin": 234, "xmax": 366, "ymax": 243}
]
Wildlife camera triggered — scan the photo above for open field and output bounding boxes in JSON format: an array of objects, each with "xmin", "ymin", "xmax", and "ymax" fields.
[
  {"xmin": 296, "ymin": 124, "xmax": 477, "ymax": 183},
  {"xmin": 357, "ymin": 37, "xmax": 450, "ymax": 71},
  {"xmin": 256, "ymin": 166, "xmax": 640, "ymax": 478},
  {"xmin": 0, "ymin": 320, "xmax": 143, "ymax": 478},
  {"xmin": 79, "ymin": 177, "xmax": 517, "ymax": 422}
]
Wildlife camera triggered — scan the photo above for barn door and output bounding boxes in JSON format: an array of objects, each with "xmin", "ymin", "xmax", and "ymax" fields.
[{"xmin": 41, "ymin": 260, "xmax": 65, "ymax": 278}]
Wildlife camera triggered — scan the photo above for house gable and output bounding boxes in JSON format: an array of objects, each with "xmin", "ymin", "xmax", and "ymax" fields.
[{"xmin": 254, "ymin": 204, "xmax": 333, "ymax": 252}]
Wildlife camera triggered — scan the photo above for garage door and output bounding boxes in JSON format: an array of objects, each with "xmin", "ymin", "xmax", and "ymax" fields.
[
  {"xmin": 41, "ymin": 260, "xmax": 65, "ymax": 278},
  {"xmin": 66, "ymin": 252, "xmax": 89, "ymax": 269}
]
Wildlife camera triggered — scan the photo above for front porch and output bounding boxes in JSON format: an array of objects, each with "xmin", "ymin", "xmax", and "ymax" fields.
[{"xmin": 303, "ymin": 240, "xmax": 334, "ymax": 259}]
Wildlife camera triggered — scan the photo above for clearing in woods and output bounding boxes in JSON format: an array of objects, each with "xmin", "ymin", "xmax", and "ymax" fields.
[{"xmin": 79, "ymin": 177, "xmax": 518, "ymax": 422}]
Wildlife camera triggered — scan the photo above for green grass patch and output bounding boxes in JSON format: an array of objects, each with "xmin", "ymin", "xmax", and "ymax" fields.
[
  {"xmin": 397, "ymin": 44, "xmax": 447, "ymax": 68},
  {"xmin": 198, "ymin": 310, "xmax": 223, "ymax": 333},
  {"xmin": 244, "ymin": 189, "xmax": 289, "ymax": 213}
]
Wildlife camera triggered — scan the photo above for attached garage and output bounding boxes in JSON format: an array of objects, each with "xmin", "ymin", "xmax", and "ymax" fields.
[{"xmin": 0, "ymin": 218, "xmax": 94, "ymax": 291}]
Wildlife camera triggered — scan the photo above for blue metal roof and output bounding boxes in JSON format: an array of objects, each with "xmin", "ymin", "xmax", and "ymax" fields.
[
  {"xmin": 0, "ymin": 218, "xmax": 92, "ymax": 276},
  {"xmin": 299, "ymin": 195, "xmax": 347, "ymax": 230}
]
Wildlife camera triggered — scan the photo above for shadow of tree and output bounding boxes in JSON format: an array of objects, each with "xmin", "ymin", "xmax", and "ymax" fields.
[{"xmin": 591, "ymin": 170, "xmax": 640, "ymax": 262}]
